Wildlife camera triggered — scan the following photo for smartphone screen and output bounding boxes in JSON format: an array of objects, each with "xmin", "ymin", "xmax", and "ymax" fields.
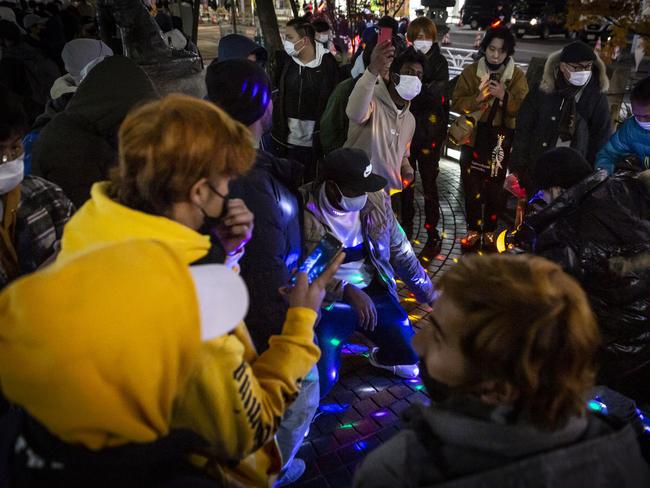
[
  {"xmin": 489, "ymin": 73, "xmax": 499, "ymax": 81},
  {"xmin": 290, "ymin": 234, "xmax": 343, "ymax": 285},
  {"xmin": 378, "ymin": 26, "xmax": 392, "ymax": 45}
]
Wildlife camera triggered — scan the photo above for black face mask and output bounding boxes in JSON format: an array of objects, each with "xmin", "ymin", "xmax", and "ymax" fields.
[
  {"xmin": 485, "ymin": 57, "xmax": 507, "ymax": 72},
  {"xmin": 418, "ymin": 360, "xmax": 452, "ymax": 404},
  {"xmin": 199, "ymin": 182, "xmax": 229, "ymax": 235}
]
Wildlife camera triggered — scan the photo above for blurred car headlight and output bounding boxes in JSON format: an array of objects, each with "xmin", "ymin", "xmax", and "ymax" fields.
[{"xmin": 530, "ymin": 17, "xmax": 538, "ymax": 26}]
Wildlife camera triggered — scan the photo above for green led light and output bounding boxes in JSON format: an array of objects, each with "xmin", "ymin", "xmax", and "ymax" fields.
[
  {"xmin": 330, "ymin": 338, "xmax": 341, "ymax": 347},
  {"xmin": 339, "ymin": 423, "xmax": 355, "ymax": 429},
  {"xmin": 415, "ymin": 384, "xmax": 425, "ymax": 391}
]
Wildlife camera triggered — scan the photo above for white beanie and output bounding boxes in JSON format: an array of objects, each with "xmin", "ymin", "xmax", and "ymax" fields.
[{"xmin": 61, "ymin": 38, "xmax": 114, "ymax": 85}]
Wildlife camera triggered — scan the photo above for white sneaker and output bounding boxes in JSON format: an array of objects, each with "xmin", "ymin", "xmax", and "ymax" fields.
[{"xmin": 368, "ymin": 347, "xmax": 419, "ymax": 379}]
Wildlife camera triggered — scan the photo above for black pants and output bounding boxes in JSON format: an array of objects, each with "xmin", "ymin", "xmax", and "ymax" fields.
[
  {"xmin": 401, "ymin": 144, "xmax": 441, "ymax": 237},
  {"xmin": 460, "ymin": 145, "xmax": 506, "ymax": 233},
  {"xmin": 316, "ymin": 286, "xmax": 416, "ymax": 398},
  {"xmin": 285, "ymin": 145, "xmax": 319, "ymax": 183}
]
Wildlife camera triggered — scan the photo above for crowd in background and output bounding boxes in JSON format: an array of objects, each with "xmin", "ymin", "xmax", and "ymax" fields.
[{"xmin": 1, "ymin": 1, "xmax": 650, "ymax": 487}]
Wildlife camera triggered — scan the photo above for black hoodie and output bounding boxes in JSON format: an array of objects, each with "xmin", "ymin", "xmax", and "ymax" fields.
[{"xmin": 31, "ymin": 56, "xmax": 158, "ymax": 207}]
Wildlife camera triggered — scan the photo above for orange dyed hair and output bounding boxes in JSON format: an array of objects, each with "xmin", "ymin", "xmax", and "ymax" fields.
[
  {"xmin": 438, "ymin": 254, "xmax": 600, "ymax": 430},
  {"xmin": 111, "ymin": 94, "xmax": 254, "ymax": 215},
  {"xmin": 407, "ymin": 16, "xmax": 437, "ymax": 43}
]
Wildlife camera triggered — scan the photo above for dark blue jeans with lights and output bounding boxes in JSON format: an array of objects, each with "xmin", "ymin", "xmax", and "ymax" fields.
[{"xmin": 315, "ymin": 284, "xmax": 418, "ymax": 398}]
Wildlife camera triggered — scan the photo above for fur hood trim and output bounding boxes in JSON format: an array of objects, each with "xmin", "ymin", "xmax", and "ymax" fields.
[{"xmin": 539, "ymin": 50, "xmax": 609, "ymax": 94}]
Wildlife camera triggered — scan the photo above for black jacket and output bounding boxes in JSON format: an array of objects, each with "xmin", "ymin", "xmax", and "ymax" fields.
[
  {"xmin": 229, "ymin": 149, "xmax": 303, "ymax": 352},
  {"xmin": 511, "ymin": 50, "xmax": 611, "ymax": 187},
  {"xmin": 0, "ymin": 406, "xmax": 215, "ymax": 488},
  {"xmin": 271, "ymin": 49, "xmax": 339, "ymax": 149},
  {"xmin": 409, "ymin": 43, "xmax": 449, "ymax": 153},
  {"xmin": 31, "ymin": 56, "xmax": 158, "ymax": 207},
  {"xmin": 354, "ymin": 397, "xmax": 650, "ymax": 488},
  {"xmin": 521, "ymin": 170, "xmax": 650, "ymax": 403}
]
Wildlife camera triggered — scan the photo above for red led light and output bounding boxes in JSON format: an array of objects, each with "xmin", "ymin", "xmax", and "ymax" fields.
[{"xmin": 424, "ymin": 223, "xmax": 432, "ymax": 230}]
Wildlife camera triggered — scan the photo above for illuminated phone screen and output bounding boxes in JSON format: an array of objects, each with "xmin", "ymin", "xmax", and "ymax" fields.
[{"xmin": 291, "ymin": 234, "xmax": 343, "ymax": 285}]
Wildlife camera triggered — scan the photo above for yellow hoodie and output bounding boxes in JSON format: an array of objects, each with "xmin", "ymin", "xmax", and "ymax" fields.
[
  {"xmin": 0, "ymin": 240, "xmax": 202, "ymax": 449},
  {"xmin": 56, "ymin": 182, "xmax": 321, "ymax": 486}
]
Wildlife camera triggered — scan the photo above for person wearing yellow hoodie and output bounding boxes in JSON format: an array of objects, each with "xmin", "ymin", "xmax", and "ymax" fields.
[
  {"xmin": 0, "ymin": 238, "xmax": 341, "ymax": 487},
  {"xmin": 52, "ymin": 94, "xmax": 339, "ymax": 486}
]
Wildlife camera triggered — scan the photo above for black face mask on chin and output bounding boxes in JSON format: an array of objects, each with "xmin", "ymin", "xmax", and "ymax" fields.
[
  {"xmin": 485, "ymin": 57, "xmax": 507, "ymax": 72},
  {"xmin": 198, "ymin": 183, "xmax": 229, "ymax": 236},
  {"xmin": 418, "ymin": 360, "xmax": 452, "ymax": 404}
]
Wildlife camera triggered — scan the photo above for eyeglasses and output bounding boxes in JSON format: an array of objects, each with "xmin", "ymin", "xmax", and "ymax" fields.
[{"xmin": 565, "ymin": 62, "xmax": 593, "ymax": 72}]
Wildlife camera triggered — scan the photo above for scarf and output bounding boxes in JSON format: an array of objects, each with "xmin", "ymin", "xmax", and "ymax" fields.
[
  {"xmin": 0, "ymin": 185, "xmax": 21, "ymax": 282},
  {"xmin": 555, "ymin": 72, "xmax": 581, "ymax": 142}
]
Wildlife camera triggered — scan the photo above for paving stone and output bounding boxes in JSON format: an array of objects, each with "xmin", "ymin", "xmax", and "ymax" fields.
[
  {"xmin": 316, "ymin": 451, "xmax": 343, "ymax": 474},
  {"xmin": 324, "ymin": 466, "xmax": 353, "ymax": 487},
  {"xmin": 370, "ymin": 389, "xmax": 397, "ymax": 408},
  {"xmin": 389, "ymin": 399, "xmax": 411, "ymax": 417},
  {"xmin": 311, "ymin": 434, "xmax": 340, "ymax": 456}
]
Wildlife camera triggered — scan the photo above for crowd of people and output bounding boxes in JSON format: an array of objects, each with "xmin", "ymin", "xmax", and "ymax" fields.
[{"xmin": 1, "ymin": 2, "xmax": 650, "ymax": 487}]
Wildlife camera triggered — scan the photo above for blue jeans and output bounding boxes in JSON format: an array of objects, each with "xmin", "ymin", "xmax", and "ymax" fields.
[
  {"xmin": 316, "ymin": 288, "xmax": 417, "ymax": 397},
  {"xmin": 275, "ymin": 366, "xmax": 320, "ymax": 469}
]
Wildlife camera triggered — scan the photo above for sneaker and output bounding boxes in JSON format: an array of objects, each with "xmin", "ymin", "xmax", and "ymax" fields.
[
  {"xmin": 368, "ymin": 347, "xmax": 419, "ymax": 379},
  {"xmin": 274, "ymin": 459, "xmax": 306, "ymax": 487},
  {"xmin": 460, "ymin": 230, "xmax": 481, "ymax": 251}
]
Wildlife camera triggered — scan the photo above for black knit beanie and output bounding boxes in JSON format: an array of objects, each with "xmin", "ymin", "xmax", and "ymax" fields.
[
  {"xmin": 205, "ymin": 59, "xmax": 271, "ymax": 126},
  {"xmin": 532, "ymin": 147, "xmax": 593, "ymax": 192},
  {"xmin": 560, "ymin": 41, "xmax": 596, "ymax": 64}
]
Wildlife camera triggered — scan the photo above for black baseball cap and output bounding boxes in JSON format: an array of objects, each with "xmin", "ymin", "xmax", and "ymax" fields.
[{"xmin": 320, "ymin": 148, "xmax": 387, "ymax": 194}]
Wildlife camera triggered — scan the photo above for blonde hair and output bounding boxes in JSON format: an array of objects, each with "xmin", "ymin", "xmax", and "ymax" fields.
[
  {"xmin": 111, "ymin": 94, "xmax": 255, "ymax": 215},
  {"xmin": 407, "ymin": 16, "xmax": 438, "ymax": 43},
  {"xmin": 438, "ymin": 254, "xmax": 600, "ymax": 430}
]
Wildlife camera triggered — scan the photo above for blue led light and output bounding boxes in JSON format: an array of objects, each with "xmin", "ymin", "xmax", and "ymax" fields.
[
  {"xmin": 354, "ymin": 441, "xmax": 367, "ymax": 451},
  {"xmin": 319, "ymin": 403, "xmax": 349, "ymax": 414}
]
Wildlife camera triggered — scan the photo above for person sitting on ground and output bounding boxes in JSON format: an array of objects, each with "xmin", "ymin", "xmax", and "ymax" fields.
[
  {"xmin": 597, "ymin": 76, "xmax": 650, "ymax": 174},
  {"xmin": 354, "ymin": 254, "xmax": 650, "ymax": 488},
  {"xmin": 31, "ymin": 55, "xmax": 158, "ymax": 207},
  {"xmin": 300, "ymin": 148, "xmax": 435, "ymax": 397},
  {"xmin": 0, "ymin": 238, "xmax": 340, "ymax": 487},
  {"xmin": 55, "ymin": 94, "xmax": 338, "ymax": 486},
  {"xmin": 345, "ymin": 45, "xmax": 426, "ymax": 197},
  {"xmin": 0, "ymin": 90, "xmax": 73, "ymax": 290},
  {"xmin": 511, "ymin": 41, "xmax": 611, "ymax": 192},
  {"xmin": 206, "ymin": 59, "xmax": 315, "ymax": 486},
  {"xmin": 517, "ymin": 147, "xmax": 650, "ymax": 405}
]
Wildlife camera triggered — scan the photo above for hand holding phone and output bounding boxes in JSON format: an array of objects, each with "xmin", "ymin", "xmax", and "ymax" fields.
[
  {"xmin": 290, "ymin": 234, "xmax": 343, "ymax": 285},
  {"xmin": 288, "ymin": 252, "xmax": 346, "ymax": 314}
]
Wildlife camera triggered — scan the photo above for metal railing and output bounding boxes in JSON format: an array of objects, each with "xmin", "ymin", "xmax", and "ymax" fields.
[{"xmin": 440, "ymin": 47, "xmax": 529, "ymax": 78}]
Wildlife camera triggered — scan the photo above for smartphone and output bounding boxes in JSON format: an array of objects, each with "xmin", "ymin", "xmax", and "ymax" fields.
[
  {"xmin": 290, "ymin": 234, "xmax": 343, "ymax": 285},
  {"xmin": 378, "ymin": 26, "xmax": 392, "ymax": 45},
  {"xmin": 489, "ymin": 72, "xmax": 499, "ymax": 82}
]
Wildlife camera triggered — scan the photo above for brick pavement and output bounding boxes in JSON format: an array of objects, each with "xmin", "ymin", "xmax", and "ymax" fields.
[{"xmin": 288, "ymin": 158, "xmax": 466, "ymax": 488}]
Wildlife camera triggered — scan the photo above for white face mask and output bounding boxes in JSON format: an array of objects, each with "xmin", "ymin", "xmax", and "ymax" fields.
[
  {"xmin": 316, "ymin": 32, "xmax": 330, "ymax": 44},
  {"xmin": 567, "ymin": 70, "xmax": 591, "ymax": 87},
  {"xmin": 636, "ymin": 118, "xmax": 650, "ymax": 131},
  {"xmin": 283, "ymin": 39, "xmax": 302, "ymax": 57},
  {"xmin": 0, "ymin": 153, "xmax": 25, "ymax": 194},
  {"xmin": 337, "ymin": 185, "xmax": 368, "ymax": 212},
  {"xmin": 413, "ymin": 39, "xmax": 432, "ymax": 54},
  {"xmin": 394, "ymin": 74, "xmax": 422, "ymax": 101}
]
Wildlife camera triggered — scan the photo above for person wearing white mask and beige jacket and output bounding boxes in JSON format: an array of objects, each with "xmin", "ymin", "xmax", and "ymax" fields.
[{"xmin": 344, "ymin": 44, "xmax": 425, "ymax": 197}]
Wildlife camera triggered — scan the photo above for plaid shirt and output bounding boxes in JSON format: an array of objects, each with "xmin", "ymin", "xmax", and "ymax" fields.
[{"xmin": 1, "ymin": 176, "xmax": 74, "ymax": 289}]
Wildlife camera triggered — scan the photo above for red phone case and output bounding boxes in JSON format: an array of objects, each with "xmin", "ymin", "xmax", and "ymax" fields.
[{"xmin": 378, "ymin": 27, "xmax": 392, "ymax": 45}]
